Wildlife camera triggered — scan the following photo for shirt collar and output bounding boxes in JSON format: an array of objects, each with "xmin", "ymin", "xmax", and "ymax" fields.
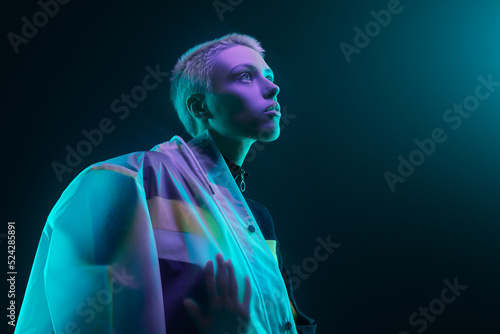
[{"xmin": 221, "ymin": 154, "xmax": 250, "ymax": 181}]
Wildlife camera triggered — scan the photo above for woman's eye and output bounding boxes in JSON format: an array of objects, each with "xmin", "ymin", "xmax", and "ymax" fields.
[
  {"xmin": 240, "ymin": 73, "xmax": 251, "ymax": 80},
  {"xmin": 239, "ymin": 72, "xmax": 274, "ymax": 82}
]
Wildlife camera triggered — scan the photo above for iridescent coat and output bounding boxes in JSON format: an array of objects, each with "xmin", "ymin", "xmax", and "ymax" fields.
[{"xmin": 15, "ymin": 129, "xmax": 316, "ymax": 334}]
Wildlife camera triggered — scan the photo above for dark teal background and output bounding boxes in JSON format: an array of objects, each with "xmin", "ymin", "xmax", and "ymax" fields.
[{"xmin": 3, "ymin": 0, "xmax": 500, "ymax": 333}]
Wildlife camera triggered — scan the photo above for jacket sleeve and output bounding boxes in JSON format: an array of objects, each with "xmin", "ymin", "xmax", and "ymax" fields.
[
  {"xmin": 16, "ymin": 165, "xmax": 165, "ymax": 334},
  {"xmin": 277, "ymin": 246, "xmax": 318, "ymax": 334}
]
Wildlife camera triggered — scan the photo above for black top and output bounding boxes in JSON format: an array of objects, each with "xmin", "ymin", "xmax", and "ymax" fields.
[{"xmin": 222, "ymin": 154, "xmax": 318, "ymax": 334}]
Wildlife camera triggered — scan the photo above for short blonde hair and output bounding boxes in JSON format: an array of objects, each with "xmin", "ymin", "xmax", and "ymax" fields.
[{"xmin": 170, "ymin": 33, "xmax": 265, "ymax": 138}]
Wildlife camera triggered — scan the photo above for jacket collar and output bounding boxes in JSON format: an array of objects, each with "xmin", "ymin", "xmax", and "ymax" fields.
[{"xmin": 179, "ymin": 129, "xmax": 248, "ymax": 195}]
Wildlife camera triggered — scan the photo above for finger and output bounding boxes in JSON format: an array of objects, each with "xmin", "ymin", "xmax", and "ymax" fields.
[
  {"xmin": 226, "ymin": 259, "xmax": 238, "ymax": 300},
  {"xmin": 215, "ymin": 253, "xmax": 229, "ymax": 299},
  {"xmin": 204, "ymin": 260, "xmax": 216, "ymax": 302},
  {"xmin": 183, "ymin": 298, "xmax": 208, "ymax": 330}
]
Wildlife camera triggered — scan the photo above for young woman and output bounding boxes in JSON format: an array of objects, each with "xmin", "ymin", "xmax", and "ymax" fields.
[{"xmin": 15, "ymin": 33, "xmax": 316, "ymax": 334}]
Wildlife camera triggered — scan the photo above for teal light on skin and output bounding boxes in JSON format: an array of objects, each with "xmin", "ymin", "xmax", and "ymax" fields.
[{"xmin": 186, "ymin": 45, "xmax": 281, "ymax": 167}]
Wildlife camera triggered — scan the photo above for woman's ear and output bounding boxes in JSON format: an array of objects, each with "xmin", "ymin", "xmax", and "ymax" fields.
[{"xmin": 186, "ymin": 94, "xmax": 212, "ymax": 120}]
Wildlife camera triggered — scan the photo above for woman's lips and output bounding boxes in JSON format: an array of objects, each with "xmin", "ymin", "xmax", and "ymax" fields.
[{"xmin": 264, "ymin": 110, "xmax": 281, "ymax": 117}]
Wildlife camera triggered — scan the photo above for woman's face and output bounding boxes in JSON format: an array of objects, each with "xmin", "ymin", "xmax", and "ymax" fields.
[{"xmin": 205, "ymin": 45, "xmax": 281, "ymax": 143}]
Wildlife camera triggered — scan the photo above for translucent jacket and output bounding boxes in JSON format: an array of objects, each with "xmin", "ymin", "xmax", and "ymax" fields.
[{"xmin": 15, "ymin": 129, "xmax": 313, "ymax": 334}]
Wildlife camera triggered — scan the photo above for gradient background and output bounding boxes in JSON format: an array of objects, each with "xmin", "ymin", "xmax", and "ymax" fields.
[{"xmin": 3, "ymin": 0, "xmax": 500, "ymax": 333}]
